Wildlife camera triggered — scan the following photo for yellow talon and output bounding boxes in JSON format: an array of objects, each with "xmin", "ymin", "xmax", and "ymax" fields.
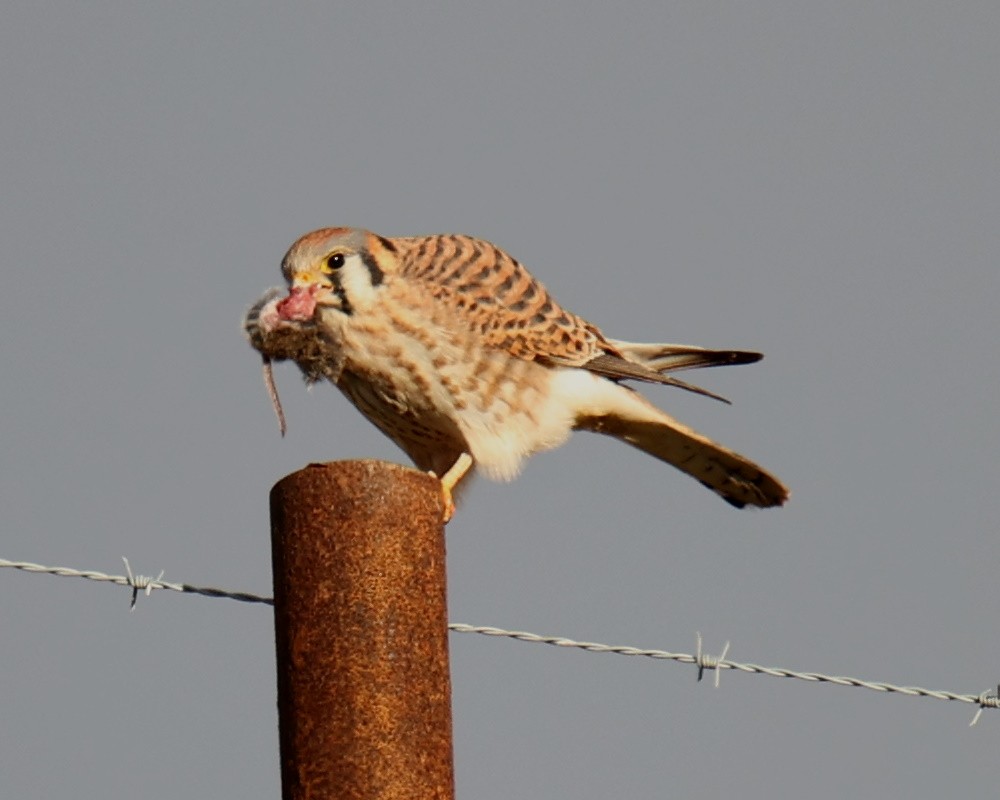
[{"xmin": 436, "ymin": 453, "xmax": 473, "ymax": 523}]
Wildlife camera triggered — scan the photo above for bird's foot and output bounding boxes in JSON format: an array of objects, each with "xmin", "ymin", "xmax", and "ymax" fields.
[{"xmin": 430, "ymin": 453, "xmax": 473, "ymax": 524}]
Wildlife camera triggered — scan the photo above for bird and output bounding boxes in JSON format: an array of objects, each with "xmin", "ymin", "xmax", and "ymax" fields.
[{"xmin": 244, "ymin": 227, "xmax": 788, "ymax": 520}]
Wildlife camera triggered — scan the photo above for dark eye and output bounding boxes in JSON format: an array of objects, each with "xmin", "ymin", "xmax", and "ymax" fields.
[{"xmin": 326, "ymin": 253, "xmax": 345, "ymax": 270}]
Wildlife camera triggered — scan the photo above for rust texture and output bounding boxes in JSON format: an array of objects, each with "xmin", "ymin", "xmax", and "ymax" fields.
[{"xmin": 270, "ymin": 460, "xmax": 454, "ymax": 800}]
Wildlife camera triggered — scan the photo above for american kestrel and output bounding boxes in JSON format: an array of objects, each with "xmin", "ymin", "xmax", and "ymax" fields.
[{"xmin": 245, "ymin": 228, "xmax": 788, "ymax": 519}]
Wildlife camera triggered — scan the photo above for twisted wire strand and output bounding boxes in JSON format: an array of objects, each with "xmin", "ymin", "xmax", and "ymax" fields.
[{"xmin": 2, "ymin": 556, "xmax": 996, "ymax": 723}]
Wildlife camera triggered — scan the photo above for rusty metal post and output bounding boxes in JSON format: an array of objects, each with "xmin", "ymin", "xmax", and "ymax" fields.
[{"xmin": 270, "ymin": 460, "xmax": 454, "ymax": 800}]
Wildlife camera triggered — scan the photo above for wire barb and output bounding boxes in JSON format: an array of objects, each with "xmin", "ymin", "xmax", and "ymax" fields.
[
  {"xmin": 122, "ymin": 557, "xmax": 165, "ymax": 610},
  {"xmin": 695, "ymin": 631, "xmax": 731, "ymax": 688},
  {"xmin": 969, "ymin": 686, "xmax": 1000, "ymax": 727}
]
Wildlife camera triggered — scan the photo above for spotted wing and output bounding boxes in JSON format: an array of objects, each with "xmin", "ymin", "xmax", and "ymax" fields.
[
  {"xmin": 395, "ymin": 234, "xmax": 755, "ymax": 402},
  {"xmin": 396, "ymin": 233, "xmax": 608, "ymax": 365}
]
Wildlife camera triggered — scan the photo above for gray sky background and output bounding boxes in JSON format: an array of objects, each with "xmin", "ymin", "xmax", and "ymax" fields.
[{"xmin": 2, "ymin": 3, "xmax": 998, "ymax": 797}]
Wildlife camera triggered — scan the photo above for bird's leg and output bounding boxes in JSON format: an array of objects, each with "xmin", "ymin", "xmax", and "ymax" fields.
[{"xmin": 433, "ymin": 452, "xmax": 473, "ymax": 523}]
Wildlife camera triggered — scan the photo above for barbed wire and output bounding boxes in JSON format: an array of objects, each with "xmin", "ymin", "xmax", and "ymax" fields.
[
  {"xmin": 2, "ymin": 556, "xmax": 997, "ymax": 725},
  {"xmin": 0, "ymin": 557, "xmax": 274, "ymax": 607}
]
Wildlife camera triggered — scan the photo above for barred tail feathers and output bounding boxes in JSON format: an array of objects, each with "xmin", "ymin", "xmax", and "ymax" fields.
[{"xmin": 572, "ymin": 379, "xmax": 788, "ymax": 509}]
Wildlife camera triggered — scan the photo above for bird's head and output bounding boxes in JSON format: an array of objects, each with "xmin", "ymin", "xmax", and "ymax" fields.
[{"xmin": 276, "ymin": 227, "xmax": 396, "ymax": 320}]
